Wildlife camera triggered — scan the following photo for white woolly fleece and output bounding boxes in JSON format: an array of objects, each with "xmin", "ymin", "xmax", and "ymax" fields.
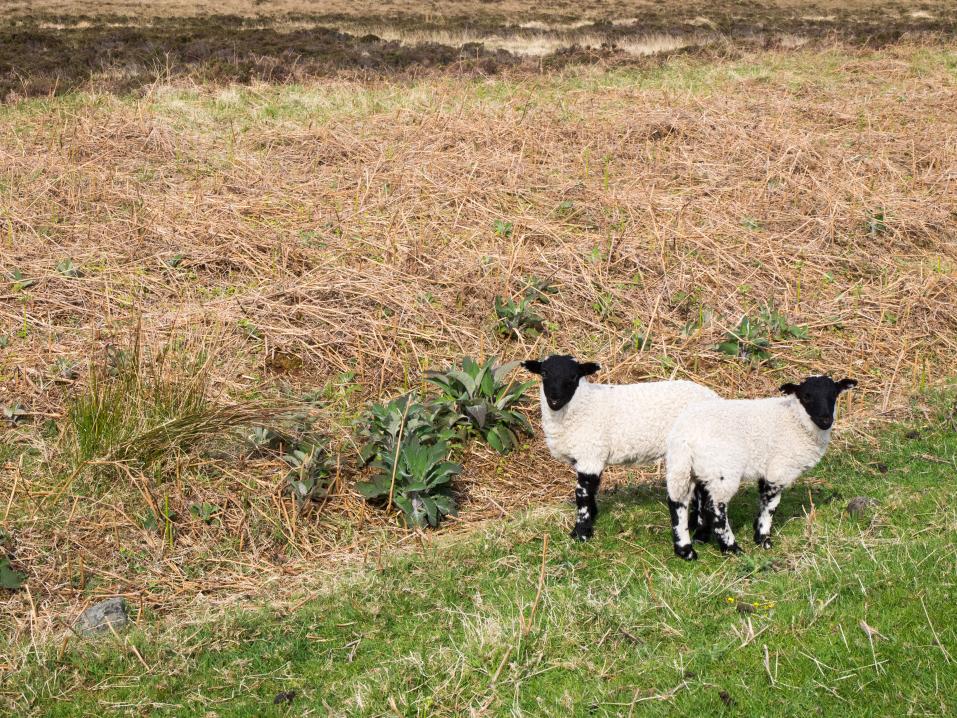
[
  {"xmin": 538, "ymin": 378, "xmax": 719, "ymax": 476},
  {"xmin": 665, "ymin": 394, "xmax": 832, "ymax": 505}
]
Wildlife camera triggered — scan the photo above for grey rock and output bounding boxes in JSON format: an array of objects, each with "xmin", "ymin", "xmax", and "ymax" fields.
[
  {"xmin": 846, "ymin": 496, "xmax": 879, "ymax": 517},
  {"xmin": 76, "ymin": 597, "xmax": 129, "ymax": 635}
]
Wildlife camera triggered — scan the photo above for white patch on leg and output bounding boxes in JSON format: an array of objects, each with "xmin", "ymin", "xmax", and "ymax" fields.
[
  {"xmin": 757, "ymin": 492, "xmax": 782, "ymax": 535},
  {"xmin": 673, "ymin": 504, "xmax": 692, "ymax": 546},
  {"xmin": 715, "ymin": 524, "xmax": 736, "ymax": 546},
  {"xmin": 713, "ymin": 503, "xmax": 737, "ymax": 548}
]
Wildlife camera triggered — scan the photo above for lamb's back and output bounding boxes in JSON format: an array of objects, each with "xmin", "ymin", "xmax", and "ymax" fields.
[
  {"xmin": 590, "ymin": 380, "xmax": 719, "ymax": 464},
  {"xmin": 669, "ymin": 397, "xmax": 795, "ymax": 475}
]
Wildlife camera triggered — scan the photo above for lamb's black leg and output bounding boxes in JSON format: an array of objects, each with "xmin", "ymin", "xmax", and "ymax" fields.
[
  {"xmin": 571, "ymin": 472, "xmax": 601, "ymax": 541},
  {"xmin": 711, "ymin": 493, "xmax": 741, "ymax": 555},
  {"xmin": 668, "ymin": 497, "xmax": 697, "ymax": 561},
  {"xmin": 687, "ymin": 486, "xmax": 699, "ymax": 538},
  {"xmin": 753, "ymin": 478, "xmax": 782, "ymax": 549},
  {"xmin": 692, "ymin": 483, "xmax": 714, "ymax": 543}
]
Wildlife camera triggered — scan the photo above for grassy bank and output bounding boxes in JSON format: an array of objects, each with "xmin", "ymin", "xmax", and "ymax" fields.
[{"xmin": 6, "ymin": 395, "xmax": 956, "ymax": 716}]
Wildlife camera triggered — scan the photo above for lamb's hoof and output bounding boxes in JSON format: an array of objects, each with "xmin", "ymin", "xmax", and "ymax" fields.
[
  {"xmin": 674, "ymin": 544, "xmax": 698, "ymax": 561},
  {"xmin": 754, "ymin": 534, "xmax": 773, "ymax": 550},
  {"xmin": 570, "ymin": 524, "xmax": 594, "ymax": 542},
  {"xmin": 693, "ymin": 527, "xmax": 711, "ymax": 543},
  {"xmin": 721, "ymin": 543, "xmax": 743, "ymax": 556}
]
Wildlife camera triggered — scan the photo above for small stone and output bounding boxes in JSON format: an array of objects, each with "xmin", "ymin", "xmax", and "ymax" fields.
[
  {"xmin": 846, "ymin": 497, "xmax": 879, "ymax": 517},
  {"xmin": 905, "ymin": 429, "xmax": 921, "ymax": 440},
  {"xmin": 719, "ymin": 690, "xmax": 734, "ymax": 706},
  {"xmin": 75, "ymin": 597, "xmax": 129, "ymax": 635},
  {"xmin": 874, "ymin": 463, "xmax": 889, "ymax": 474},
  {"xmin": 736, "ymin": 601, "xmax": 756, "ymax": 614}
]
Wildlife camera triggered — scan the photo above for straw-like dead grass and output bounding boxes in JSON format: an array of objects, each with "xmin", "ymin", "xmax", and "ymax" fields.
[{"xmin": 1, "ymin": 41, "xmax": 956, "ymax": 655}]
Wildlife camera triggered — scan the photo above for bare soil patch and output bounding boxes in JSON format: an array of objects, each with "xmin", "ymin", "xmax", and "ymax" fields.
[{"xmin": 1, "ymin": 1, "xmax": 956, "ymax": 99}]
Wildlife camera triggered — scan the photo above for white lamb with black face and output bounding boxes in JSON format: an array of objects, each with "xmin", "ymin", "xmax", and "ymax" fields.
[
  {"xmin": 522, "ymin": 355, "xmax": 719, "ymax": 541},
  {"xmin": 665, "ymin": 375, "xmax": 857, "ymax": 561}
]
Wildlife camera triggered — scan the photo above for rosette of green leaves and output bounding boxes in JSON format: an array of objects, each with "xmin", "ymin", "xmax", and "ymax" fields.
[
  {"xmin": 283, "ymin": 438, "xmax": 337, "ymax": 506},
  {"xmin": 356, "ymin": 393, "xmax": 462, "ymax": 465},
  {"xmin": 356, "ymin": 437, "xmax": 460, "ymax": 528},
  {"xmin": 716, "ymin": 306, "xmax": 808, "ymax": 366},
  {"xmin": 494, "ymin": 295, "xmax": 545, "ymax": 339},
  {"xmin": 426, "ymin": 357, "xmax": 533, "ymax": 454}
]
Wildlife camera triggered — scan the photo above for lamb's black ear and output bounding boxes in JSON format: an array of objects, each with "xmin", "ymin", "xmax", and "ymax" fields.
[
  {"xmin": 522, "ymin": 360, "xmax": 543, "ymax": 375},
  {"xmin": 578, "ymin": 362, "xmax": 600, "ymax": 377},
  {"xmin": 837, "ymin": 378, "xmax": 858, "ymax": 392},
  {"xmin": 779, "ymin": 382, "xmax": 800, "ymax": 395}
]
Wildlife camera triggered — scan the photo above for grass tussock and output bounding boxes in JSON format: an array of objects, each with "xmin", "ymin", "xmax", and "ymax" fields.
[
  {"xmin": 67, "ymin": 339, "xmax": 204, "ymax": 469},
  {"xmin": 62, "ymin": 334, "xmax": 278, "ymax": 477}
]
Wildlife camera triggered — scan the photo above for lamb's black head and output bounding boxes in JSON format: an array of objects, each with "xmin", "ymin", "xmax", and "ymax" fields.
[
  {"xmin": 522, "ymin": 355, "xmax": 599, "ymax": 411},
  {"xmin": 780, "ymin": 375, "xmax": 857, "ymax": 430}
]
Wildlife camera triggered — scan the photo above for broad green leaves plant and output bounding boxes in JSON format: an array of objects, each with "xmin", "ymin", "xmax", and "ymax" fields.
[
  {"xmin": 56, "ymin": 259, "xmax": 81, "ymax": 278},
  {"xmin": 356, "ymin": 394, "xmax": 462, "ymax": 465},
  {"xmin": 356, "ymin": 438, "xmax": 460, "ymax": 528},
  {"xmin": 426, "ymin": 357, "xmax": 533, "ymax": 454},
  {"xmin": 189, "ymin": 503, "xmax": 219, "ymax": 524},
  {"xmin": 243, "ymin": 426, "xmax": 284, "ymax": 455},
  {"xmin": 0, "ymin": 557, "xmax": 26, "ymax": 590},
  {"xmin": 759, "ymin": 306, "xmax": 809, "ymax": 341},
  {"xmin": 355, "ymin": 357, "xmax": 533, "ymax": 528},
  {"xmin": 717, "ymin": 315, "xmax": 772, "ymax": 365},
  {"xmin": 521, "ymin": 276, "xmax": 558, "ymax": 304}
]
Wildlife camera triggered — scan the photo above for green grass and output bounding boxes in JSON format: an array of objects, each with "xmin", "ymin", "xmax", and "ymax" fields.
[{"xmin": 6, "ymin": 401, "xmax": 957, "ymax": 716}]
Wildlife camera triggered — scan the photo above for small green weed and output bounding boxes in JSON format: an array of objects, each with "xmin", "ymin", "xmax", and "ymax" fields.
[
  {"xmin": 867, "ymin": 208, "xmax": 888, "ymax": 238},
  {"xmin": 492, "ymin": 219, "xmax": 513, "ymax": 238},
  {"xmin": 494, "ymin": 295, "xmax": 544, "ymax": 339},
  {"xmin": 592, "ymin": 290, "xmax": 615, "ymax": 319},
  {"xmin": 493, "ymin": 277, "xmax": 556, "ymax": 340},
  {"xmin": 625, "ymin": 319, "xmax": 653, "ymax": 352},
  {"xmin": 188, "ymin": 503, "xmax": 219, "ymax": 525},
  {"xmin": 56, "ymin": 258, "xmax": 81, "ymax": 278},
  {"xmin": 283, "ymin": 438, "xmax": 338, "ymax": 506},
  {"xmin": 716, "ymin": 304, "xmax": 808, "ymax": 366},
  {"xmin": 2, "ymin": 403, "xmax": 27, "ymax": 426},
  {"xmin": 8, "ymin": 269, "xmax": 35, "ymax": 291}
]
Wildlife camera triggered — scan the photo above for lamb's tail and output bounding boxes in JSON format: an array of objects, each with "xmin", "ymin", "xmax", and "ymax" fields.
[{"xmin": 665, "ymin": 437, "xmax": 695, "ymax": 504}]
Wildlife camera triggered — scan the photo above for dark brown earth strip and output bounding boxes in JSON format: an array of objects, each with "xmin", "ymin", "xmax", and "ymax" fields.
[{"xmin": 1, "ymin": 7, "xmax": 955, "ymax": 100}]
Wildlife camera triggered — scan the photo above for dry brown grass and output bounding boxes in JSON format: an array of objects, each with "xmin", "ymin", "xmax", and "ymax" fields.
[
  {"xmin": 1, "ymin": 41, "xmax": 956, "ymax": 653},
  {"xmin": 2, "ymin": 0, "xmax": 956, "ymax": 21}
]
